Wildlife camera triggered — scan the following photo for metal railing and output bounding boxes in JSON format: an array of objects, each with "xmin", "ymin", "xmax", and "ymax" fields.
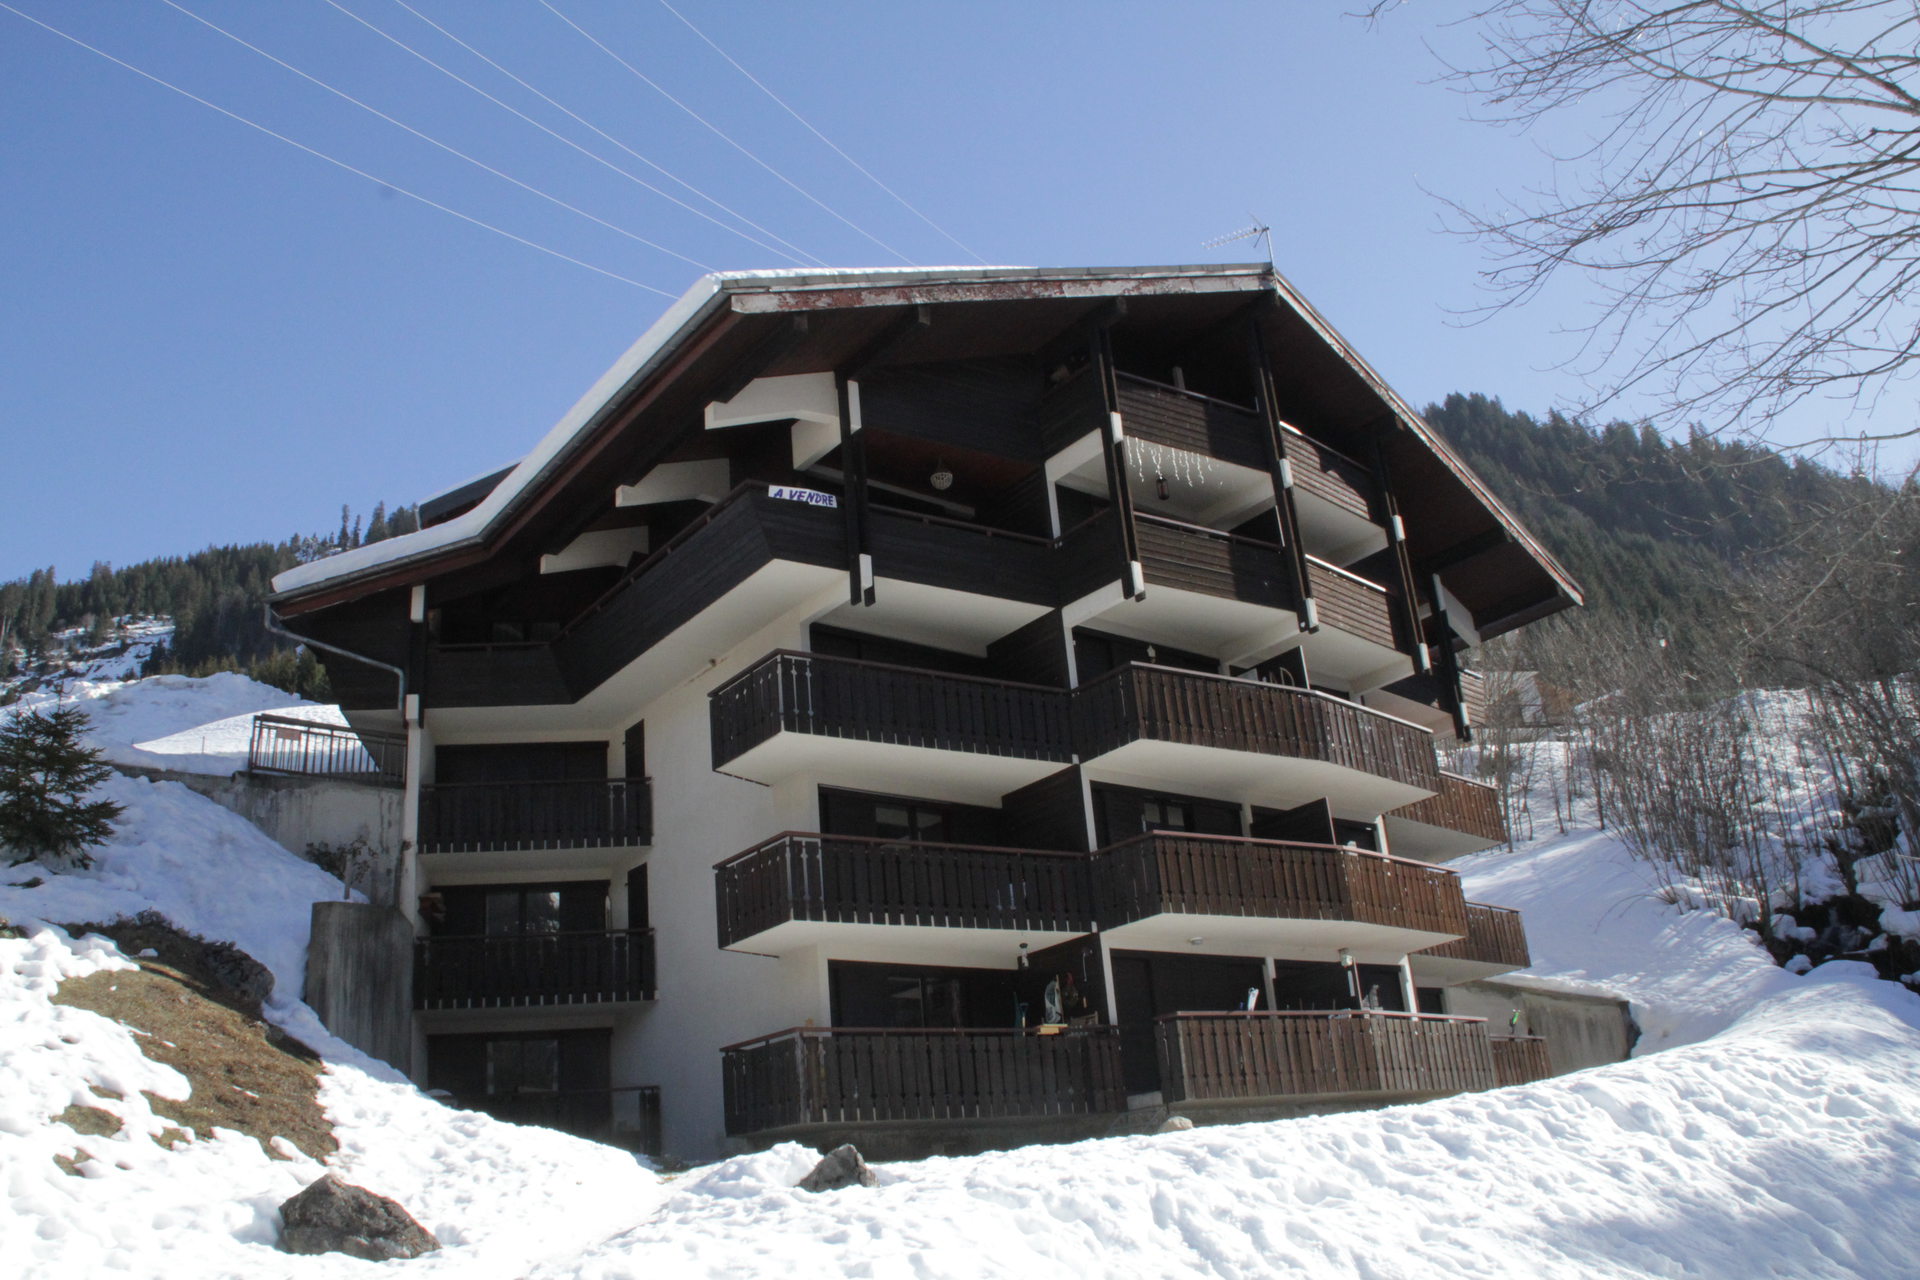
[{"xmin": 247, "ymin": 713, "xmax": 405, "ymax": 786}]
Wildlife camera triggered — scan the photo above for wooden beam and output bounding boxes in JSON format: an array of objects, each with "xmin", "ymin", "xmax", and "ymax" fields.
[
  {"xmin": 1248, "ymin": 316, "xmax": 1315, "ymax": 629},
  {"xmin": 836, "ymin": 371, "xmax": 873, "ymax": 607},
  {"xmin": 1092, "ymin": 325, "xmax": 1143, "ymax": 598},
  {"xmin": 1415, "ymin": 527, "xmax": 1510, "ymax": 577},
  {"xmin": 706, "ymin": 315, "xmax": 810, "ymax": 407},
  {"xmin": 846, "ymin": 305, "xmax": 932, "ymax": 380},
  {"xmin": 1369, "ymin": 442, "xmax": 1431, "ymax": 673}
]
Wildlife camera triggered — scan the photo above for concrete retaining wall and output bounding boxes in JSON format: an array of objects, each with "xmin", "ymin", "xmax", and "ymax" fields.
[
  {"xmin": 1449, "ymin": 979, "xmax": 1637, "ymax": 1075},
  {"xmin": 114, "ymin": 765, "xmax": 404, "ymax": 906},
  {"xmin": 305, "ymin": 900, "xmax": 414, "ymax": 1071}
]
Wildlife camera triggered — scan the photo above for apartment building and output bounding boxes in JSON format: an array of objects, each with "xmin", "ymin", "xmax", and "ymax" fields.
[{"xmin": 269, "ymin": 264, "xmax": 1581, "ymax": 1159}]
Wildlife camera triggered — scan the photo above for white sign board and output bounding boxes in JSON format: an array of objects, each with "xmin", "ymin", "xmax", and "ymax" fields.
[{"xmin": 768, "ymin": 486, "xmax": 839, "ymax": 509}]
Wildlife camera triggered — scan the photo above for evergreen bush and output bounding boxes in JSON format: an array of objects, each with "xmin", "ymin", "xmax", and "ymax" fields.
[{"xmin": 0, "ymin": 706, "xmax": 123, "ymax": 868}]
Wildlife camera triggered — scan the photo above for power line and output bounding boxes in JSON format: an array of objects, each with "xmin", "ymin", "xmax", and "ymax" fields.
[
  {"xmin": 656, "ymin": 0, "xmax": 983, "ymax": 265},
  {"xmin": 535, "ymin": 0, "xmax": 915, "ymax": 266},
  {"xmin": 158, "ymin": 0, "xmax": 715, "ymax": 272},
  {"xmin": 335, "ymin": 0, "xmax": 824, "ymax": 268},
  {"xmin": 0, "ymin": 2, "xmax": 667, "ymax": 292}
]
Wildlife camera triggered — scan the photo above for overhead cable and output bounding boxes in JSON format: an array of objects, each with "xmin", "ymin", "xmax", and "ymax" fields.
[
  {"xmin": 0, "ymin": 2, "xmax": 667, "ymax": 292},
  {"xmin": 329, "ymin": 0, "xmax": 821, "ymax": 268},
  {"xmin": 158, "ymin": 0, "xmax": 715, "ymax": 271},
  {"xmin": 656, "ymin": 0, "xmax": 983, "ymax": 264},
  {"xmin": 535, "ymin": 0, "xmax": 915, "ymax": 265}
]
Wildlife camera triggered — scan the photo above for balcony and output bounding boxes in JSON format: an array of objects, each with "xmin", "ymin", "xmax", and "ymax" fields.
[
  {"xmin": 1154, "ymin": 1011, "xmax": 1497, "ymax": 1106},
  {"xmin": 1074, "ymin": 663, "xmax": 1442, "ymax": 814},
  {"xmin": 417, "ymin": 777, "xmax": 651, "ymax": 855},
  {"xmin": 413, "ymin": 928, "xmax": 656, "ymax": 1010},
  {"xmin": 246, "ymin": 713, "xmax": 404, "ymax": 787},
  {"xmin": 1091, "ymin": 832, "xmax": 1468, "ymax": 955},
  {"xmin": 721, "ymin": 1025, "xmax": 1125, "ymax": 1138},
  {"xmin": 1411, "ymin": 902, "xmax": 1532, "ymax": 984},
  {"xmin": 1385, "ymin": 770, "xmax": 1507, "ymax": 859},
  {"xmin": 715, "ymin": 832, "xmax": 1091, "ymax": 962},
  {"xmin": 1490, "ymin": 1035, "xmax": 1553, "ymax": 1087},
  {"xmin": 1279, "ymin": 425, "xmax": 1388, "ymax": 564},
  {"xmin": 1070, "ymin": 514, "xmax": 1410, "ymax": 689},
  {"xmin": 442, "ymin": 1085, "xmax": 661, "ymax": 1156},
  {"xmin": 709, "ymin": 651, "xmax": 1073, "ymax": 802}
]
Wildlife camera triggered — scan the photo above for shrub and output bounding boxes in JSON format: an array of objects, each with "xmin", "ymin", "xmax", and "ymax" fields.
[{"xmin": 0, "ymin": 706, "xmax": 123, "ymax": 868}]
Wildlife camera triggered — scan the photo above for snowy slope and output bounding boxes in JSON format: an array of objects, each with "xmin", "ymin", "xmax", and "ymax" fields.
[{"xmin": 2, "ymin": 674, "xmax": 1917, "ymax": 1277}]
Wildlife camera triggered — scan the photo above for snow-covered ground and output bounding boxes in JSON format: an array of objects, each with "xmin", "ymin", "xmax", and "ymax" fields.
[
  {"xmin": 7, "ymin": 665, "xmax": 344, "ymax": 777},
  {"xmin": 3, "ymin": 675, "xmax": 1918, "ymax": 1277}
]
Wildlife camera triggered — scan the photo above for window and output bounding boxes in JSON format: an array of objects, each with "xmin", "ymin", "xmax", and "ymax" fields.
[
  {"xmin": 485, "ymin": 887, "xmax": 562, "ymax": 936},
  {"xmin": 486, "ymin": 1036, "xmax": 559, "ymax": 1095},
  {"xmin": 873, "ymin": 801, "xmax": 951, "ymax": 844},
  {"xmin": 1141, "ymin": 799, "xmax": 1190, "ymax": 832}
]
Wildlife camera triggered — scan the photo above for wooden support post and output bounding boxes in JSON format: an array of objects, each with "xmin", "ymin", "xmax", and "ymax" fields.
[
  {"xmin": 1369, "ymin": 440, "xmax": 1430, "ymax": 673},
  {"xmin": 1091, "ymin": 327, "xmax": 1144, "ymax": 600},
  {"xmin": 1248, "ymin": 318, "xmax": 1315, "ymax": 631},
  {"xmin": 835, "ymin": 373, "xmax": 873, "ymax": 606}
]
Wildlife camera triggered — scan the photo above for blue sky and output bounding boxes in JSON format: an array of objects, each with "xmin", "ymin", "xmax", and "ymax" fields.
[{"xmin": 1, "ymin": 2, "xmax": 1658, "ymax": 581}]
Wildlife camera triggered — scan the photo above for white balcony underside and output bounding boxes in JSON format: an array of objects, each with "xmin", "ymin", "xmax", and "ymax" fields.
[
  {"xmin": 1408, "ymin": 954, "xmax": 1526, "ymax": 987},
  {"xmin": 1084, "ymin": 738, "xmax": 1431, "ymax": 820},
  {"xmin": 1362, "ymin": 685, "xmax": 1454, "ymax": 737},
  {"xmin": 818, "ymin": 578, "xmax": 1049, "ymax": 655},
  {"xmin": 1073, "ymin": 582, "xmax": 1299, "ymax": 663},
  {"xmin": 1294, "ymin": 491, "xmax": 1387, "ymax": 566},
  {"xmin": 1383, "ymin": 816, "xmax": 1501, "ymax": 862},
  {"xmin": 1104, "ymin": 914, "xmax": 1456, "ymax": 966},
  {"xmin": 727, "ymin": 920, "xmax": 1082, "ymax": 968},
  {"xmin": 721, "ymin": 732, "xmax": 1064, "ymax": 806}
]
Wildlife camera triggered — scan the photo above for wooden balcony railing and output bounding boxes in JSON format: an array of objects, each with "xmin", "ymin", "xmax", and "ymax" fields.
[
  {"xmin": 1419, "ymin": 902, "xmax": 1531, "ymax": 970},
  {"xmin": 417, "ymin": 777, "xmax": 651, "ymax": 853},
  {"xmin": 710, "ymin": 650, "xmax": 1073, "ymax": 770},
  {"xmin": 1305, "ymin": 557, "xmax": 1397, "ymax": 652},
  {"xmin": 247, "ymin": 714, "xmax": 405, "ymax": 787},
  {"xmin": 1092, "ymin": 833, "xmax": 1468, "ymax": 936},
  {"xmin": 413, "ymin": 928, "xmax": 655, "ymax": 1009},
  {"xmin": 1074, "ymin": 663, "xmax": 1442, "ymax": 792},
  {"xmin": 1115, "ymin": 375, "xmax": 1267, "ymax": 470},
  {"xmin": 1134, "ymin": 514, "xmax": 1293, "ymax": 611},
  {"xmin": 443, "ymin": 1085, "xmax": 661, "ymax": 1155},
  {"xmin": 1280, "ymin": 422, "xmax": 1379, "ymax": 522},
  {"xmin": 721, "ymin": 1025, "xmax": 1125, "ymax": 1136},
  {"xmin": 1389, "ymin": 770, "xmax": 1507, "ymax": 846},
  {"xmin": 1489, "ymin": 1035, "xmax": 1553, "ymax": 1087},
  {"xmin": 1154, "ymin": 1011, "xmax": 1496, "ymax": 1104},
  {"xmin": 715, "ymin": 832, "xmax": 1092, "ymax": 948}
]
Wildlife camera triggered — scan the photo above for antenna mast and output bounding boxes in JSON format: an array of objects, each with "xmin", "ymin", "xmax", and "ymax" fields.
[{"xmin": 1202, "ymin": 216, "xmax": 1273, "ymax": 269}]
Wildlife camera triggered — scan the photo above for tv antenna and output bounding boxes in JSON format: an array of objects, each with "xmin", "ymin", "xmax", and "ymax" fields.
[{"xmin": 1202, "ymin": 216, "xmax": 1273, "ymax": 268}]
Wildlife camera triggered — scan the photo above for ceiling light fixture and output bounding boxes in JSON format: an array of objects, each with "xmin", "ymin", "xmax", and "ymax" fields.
[{"xmin": 930, "ymin": 460, "xmax": 954, "ymax": 491}]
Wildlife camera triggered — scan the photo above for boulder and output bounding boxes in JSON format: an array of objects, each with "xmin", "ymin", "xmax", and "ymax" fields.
[
  {"xmin": 278, "ymin": 1173, "xmax": 440, "ymax": 1260},
  {"xmin": 798, "ymin": 1144, "xmax": 877, "ymax": 1192},
  {"xmin": 1156, "ymin": 1115, "xmax": 1196, "ymax": 1134}
]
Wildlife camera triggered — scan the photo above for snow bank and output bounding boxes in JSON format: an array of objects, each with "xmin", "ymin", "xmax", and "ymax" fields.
[{"xmin": 1, "ymin": 762, "xmax": 662, "ymax": 1278}]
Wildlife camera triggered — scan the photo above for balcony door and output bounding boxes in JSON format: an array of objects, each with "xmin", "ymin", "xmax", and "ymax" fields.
[
  {"xmin": 434, "ymin": 881, "xmax": 608, "ymax": 937},
  {"xmin": 1111, "ymin": 950, "xmax": 1267, "ymax": 1097}
]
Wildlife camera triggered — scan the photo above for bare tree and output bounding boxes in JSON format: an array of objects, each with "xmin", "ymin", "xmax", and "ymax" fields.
[{"xmin": 1371, "ymin": 1, "xmax": 1920, "ymax": 444}]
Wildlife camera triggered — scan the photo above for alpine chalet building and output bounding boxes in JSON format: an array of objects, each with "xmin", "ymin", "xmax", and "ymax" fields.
[{"xmin": 270, "ymin": 264, "xmax": 1581, "ymax": 1159}]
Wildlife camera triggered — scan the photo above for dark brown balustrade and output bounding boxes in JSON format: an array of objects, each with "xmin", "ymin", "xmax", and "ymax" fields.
[
  {"xmin": 715, "ymin": 832, "xmax": 1092, "ymax": 949},
  {"xmin": 1093, "ymin": 833, "xmax": 1468, "ymax": 936},
  {"xmin": 1420, "ymin": 902, "xmax": 1531, "ymax": 970},
  {"xmin": 1389, "ymin": 771, "xmax": 1508, "ymax": 847},
  {"xmin": 418, "ymin": 777, "xmax": 651, "ymax": 853},
  {"xmin": 709, "ymin": 651, "xmax": 1073, "ymax": 770},
  {"xmin": 1305, "ymin": 557, "xmax": 1398, "ymax": 652},
  {"xmin": 413, "ymin": 929, "xmax": 655, "ymax": 1009},
  {"xmin": 247, "ymin": 714, "xmax": 404, "ymax": 786},
  {"xmin": 1115, "ymin": 375, "xmax": 1267, "ymax": 470},
  {"xmin": 1154, "ymin": 1011, "xmax": 1497, "ymax": 1105},
  {"xmin": 1074, "ymin": 663, "xmax": 1443, "ymax": 792},
  {"xmin": 1134, "ymin": 514, "xmax": 1293, "ymax": 611},
  {"xmin": 721, "ymin": 1025, "xmax": 1125, "ymax": 1136},
  {"xmin": 1490, "ymin": 1035, "xmax": 1553, "ymax": 1087},
  {"xmin": 1280, "ymin": 424, "xmax": 1380, "ymax": 523}
]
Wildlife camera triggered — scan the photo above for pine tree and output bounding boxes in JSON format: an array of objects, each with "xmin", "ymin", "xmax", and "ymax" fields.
[{"xmin": 0, "ymin": 706, "xmax": 123, "ymax": 868}]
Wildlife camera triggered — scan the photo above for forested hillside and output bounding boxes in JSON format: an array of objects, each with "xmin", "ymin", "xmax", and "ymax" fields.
[
  {"xmin": 1424, "ymin": 393, "xmax": 1883, "ymax": 629},
  {"xmin": 0, "ymin": 503, "xmax": 417, "ymax": 690}
]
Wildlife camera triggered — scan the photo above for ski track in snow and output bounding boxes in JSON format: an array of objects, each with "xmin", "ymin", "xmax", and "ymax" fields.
[{"xmin": 1, "ymin": 675, "xmax": 1918, "ymax": 1277}]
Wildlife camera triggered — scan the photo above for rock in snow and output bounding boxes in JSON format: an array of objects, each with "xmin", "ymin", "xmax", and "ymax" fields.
[
  {"xmin": 798, "ymin": 1145, "xmax": 878, "ymax": 1192},
  {"xmin": 278, "ymin": 1173, "xmax": 440, "ymax": 1260}
]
